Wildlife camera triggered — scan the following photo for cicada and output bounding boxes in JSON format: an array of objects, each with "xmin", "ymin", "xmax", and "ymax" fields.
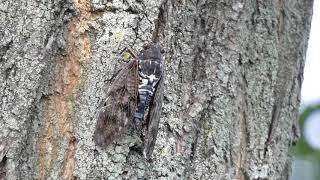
[{"xmin": 93, "ymin": 43, "xmax": 164, "ymax": 159}]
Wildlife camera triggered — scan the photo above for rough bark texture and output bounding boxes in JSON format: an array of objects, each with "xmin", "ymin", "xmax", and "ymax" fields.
[{"xmin": 0, "ymin": 0, "xmax": 313, "ymax": 179}]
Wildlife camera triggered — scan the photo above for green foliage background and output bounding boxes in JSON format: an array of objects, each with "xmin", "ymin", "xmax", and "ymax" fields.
[{"xmin": 291, "ymin": 104, "xmax": 320, "ymax": 180}]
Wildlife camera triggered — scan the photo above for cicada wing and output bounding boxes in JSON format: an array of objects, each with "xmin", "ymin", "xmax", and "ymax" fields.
[
  {"xmin": 143, "ymin": 77, "xmax": 164, "ymax": 159},
  {"xmin": 93, "ymin": 60, "xmax": 139, "ymax": 147}
]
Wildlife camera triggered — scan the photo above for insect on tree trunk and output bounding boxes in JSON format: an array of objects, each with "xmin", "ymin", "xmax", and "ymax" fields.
[{"xmin": 0, "ymin": 0, "xmax": 313, "ymax": 179}]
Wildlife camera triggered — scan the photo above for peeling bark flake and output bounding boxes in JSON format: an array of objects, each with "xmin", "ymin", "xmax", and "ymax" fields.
[{"xmin": 38, "ymin": 0, "xmax": 92, "ymax": 179}]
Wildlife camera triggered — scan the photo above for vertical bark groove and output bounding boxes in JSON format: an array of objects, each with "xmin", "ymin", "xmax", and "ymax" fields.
[{"xmin": 236, "ymin": 73, "xmax": 249, "ymax": 180}]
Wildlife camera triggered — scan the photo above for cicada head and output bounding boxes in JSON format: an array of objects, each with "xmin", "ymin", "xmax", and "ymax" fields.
[{"xmin": 139, "ymin": 43, "xmax": 162, "ymax": 61}]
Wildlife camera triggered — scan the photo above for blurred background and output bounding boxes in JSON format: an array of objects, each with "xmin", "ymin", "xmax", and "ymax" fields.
[{"xmin": 291, "ymin": 1, "xmax": 320, "ymax": 180}]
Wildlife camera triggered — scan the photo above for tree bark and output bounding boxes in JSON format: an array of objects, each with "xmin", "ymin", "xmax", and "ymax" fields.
[{"xmin": 0, "ymin": 0, "xmax": 313, "ymax": 179}]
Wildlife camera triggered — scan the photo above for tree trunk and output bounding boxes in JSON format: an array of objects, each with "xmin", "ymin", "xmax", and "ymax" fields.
[{"xmin": 0, "ymin": 0, "xmax": 313, "ymax": 179}]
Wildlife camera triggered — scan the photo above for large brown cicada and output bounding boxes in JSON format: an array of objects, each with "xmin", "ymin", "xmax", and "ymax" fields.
[{"xmin": 93, "ymin": 43, "xmax": 164, "ymax": 159}]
